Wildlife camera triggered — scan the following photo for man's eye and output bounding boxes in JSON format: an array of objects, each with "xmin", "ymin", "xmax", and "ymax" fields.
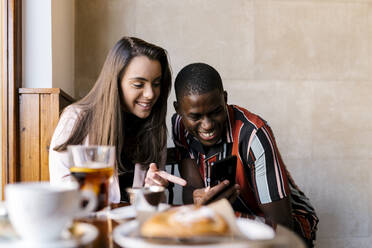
[
  {"xmin": 189, "ymin": 115, "xmax": 200, "ymax": 121},
  {"xmin": 212, "ymin": 108, "xmax": 223, "ymax": 115}
]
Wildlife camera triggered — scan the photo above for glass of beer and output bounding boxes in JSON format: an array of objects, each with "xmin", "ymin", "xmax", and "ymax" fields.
[{"xmin": 68, "ymin": 145, "xmax": 115, "ymax": 212}]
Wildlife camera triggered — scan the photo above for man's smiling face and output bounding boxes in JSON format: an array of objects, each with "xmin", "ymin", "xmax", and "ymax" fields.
[{"xmin": 175, "ymin": 89, "xmax": 228, "ymax": 147}]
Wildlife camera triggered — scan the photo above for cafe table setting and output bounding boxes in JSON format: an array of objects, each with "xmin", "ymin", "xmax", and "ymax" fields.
[
  {"xmin": 0, "ymin": 182, "xmax": 305, "ymax": 248},
  {"xmin": 0, "ymin": 146, "xmax": 306, "ymax": 247}
]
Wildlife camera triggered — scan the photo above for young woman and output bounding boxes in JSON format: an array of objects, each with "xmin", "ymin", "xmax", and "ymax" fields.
[{"xmin": 49, "ymin": 37, "xmax": 185, "ymax": 203}]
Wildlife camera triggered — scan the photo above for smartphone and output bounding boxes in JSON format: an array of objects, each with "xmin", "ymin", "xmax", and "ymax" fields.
[{"xmin": 209, "ymin": 155, "xmax": 237, "ymax": 187}]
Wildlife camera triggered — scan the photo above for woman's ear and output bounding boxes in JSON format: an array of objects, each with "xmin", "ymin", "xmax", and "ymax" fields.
[{"xmin": 173, "ymin": 101, "xmax": 180, "ymax": 114}]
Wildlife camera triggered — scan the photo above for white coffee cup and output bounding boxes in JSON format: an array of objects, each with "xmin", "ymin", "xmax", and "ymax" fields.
[
  {"xmin": 126, "ymin": 186, "xmax": 165, "ymax": 211},
  {"xmin": 5, "ymin": 182, "xmax": 97, "ymax": 241}
]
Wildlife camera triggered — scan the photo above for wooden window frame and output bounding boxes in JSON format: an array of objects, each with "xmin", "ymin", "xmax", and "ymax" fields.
[{"xmin": 1, "ymin": 0, "xmax": 22, "ymax": 198}]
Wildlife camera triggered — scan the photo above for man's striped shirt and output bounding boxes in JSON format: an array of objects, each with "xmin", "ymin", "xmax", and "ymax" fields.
[{"xmin": 172, "ymin": 104, "xmax": 318, "ymax": 245}]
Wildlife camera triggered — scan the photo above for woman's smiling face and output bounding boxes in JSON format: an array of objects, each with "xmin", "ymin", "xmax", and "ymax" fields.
[
  {"xmin": 176, "ymin": 89, "xmax": 228, "ymax": 147},
  {"xmin": 120, "ymin": 55, "xmax": 162, "ymax": 119}
]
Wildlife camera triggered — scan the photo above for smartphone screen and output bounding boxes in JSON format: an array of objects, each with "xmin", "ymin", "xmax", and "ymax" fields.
[{"xmin": 209, "ymin": 155, "xmax": 237, "ymax": 187}]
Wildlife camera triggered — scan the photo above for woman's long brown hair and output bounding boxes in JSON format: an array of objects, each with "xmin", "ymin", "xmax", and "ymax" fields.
[{"xmin": 53, "ymin": 37, "xmax": 171, "ymax": 173}]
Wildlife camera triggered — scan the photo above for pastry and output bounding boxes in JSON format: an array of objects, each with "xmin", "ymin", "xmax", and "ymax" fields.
[{"xmin": 141, "ymin": 205, "xmax": 229, "ymax": 238}]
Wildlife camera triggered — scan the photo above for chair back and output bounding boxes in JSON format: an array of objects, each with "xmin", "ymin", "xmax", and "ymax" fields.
[{"xmin": 165, "ymin": 147, "xmax": 179, "ymax": 204}]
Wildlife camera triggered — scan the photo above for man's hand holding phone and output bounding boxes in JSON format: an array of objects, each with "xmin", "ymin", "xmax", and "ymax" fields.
[
  {"xmin": 193, "ymin": 180, "xmax": 240, "ymax": 205},
  {"xmin": 192, "ymin": 156, "xmax": 240, "ymax": 205}
]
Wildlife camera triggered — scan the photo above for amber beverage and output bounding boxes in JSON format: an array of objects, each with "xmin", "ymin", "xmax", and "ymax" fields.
[
  {"xmin": 68, "ymin": 145, "xmax": 115, "ymax": 212},
  {"xmin": 70, "ymin": 167, "xmax": 114, "ymax": 211}
]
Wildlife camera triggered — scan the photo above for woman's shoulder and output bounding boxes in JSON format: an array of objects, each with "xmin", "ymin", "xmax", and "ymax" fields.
[
  {"xmin": 60, "ymin": 104, "xmax": 83, "ymax": 119},
  {"xmin": 59, "ymin": 104, "xmax": 90, "ymax": 127},
  {"xmin": 51, "ymin": 105, "xmax": 83, "ymax": 145}
]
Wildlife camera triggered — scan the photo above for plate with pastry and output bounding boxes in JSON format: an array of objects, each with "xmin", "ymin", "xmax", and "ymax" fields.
[{"xmin": 113, "ymin": 200, "xmax": 275, "ymax": 248}]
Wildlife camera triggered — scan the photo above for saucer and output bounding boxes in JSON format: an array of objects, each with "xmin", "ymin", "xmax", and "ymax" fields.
[
  {"xmin": 109, "ymin": 203, "xmax": 171, "ymax": 221},
  {"xmin": 109, "ymin": 205, "xmax": 137, "ymax": 220},
  {"xmin": 0, "ymin": 222, "xmax": 98, "ymax": 248}
]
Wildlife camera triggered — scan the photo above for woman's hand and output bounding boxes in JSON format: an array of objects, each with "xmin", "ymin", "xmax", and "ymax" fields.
[
  {"xmin": 193, "ymin": 180, "xmax": 240, "ymax": 205},
  {"xmin": 145, "ymin": 163, "xmax": 187, "ymax": 187}
]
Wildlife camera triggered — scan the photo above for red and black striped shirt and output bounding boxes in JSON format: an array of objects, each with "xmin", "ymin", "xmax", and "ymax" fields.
[{"xmin": 172, "ymin": 104, "xmax": 318, "ymax": 245}]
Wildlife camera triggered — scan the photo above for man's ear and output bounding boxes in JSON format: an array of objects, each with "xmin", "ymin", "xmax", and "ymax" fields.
[
  {"xmin": 173, "ymin": 101, "xmax": 180, "ymax": 114},
  {"xmin": 223, "ymin": 90, "xmax": 228, "ymax": 104}
]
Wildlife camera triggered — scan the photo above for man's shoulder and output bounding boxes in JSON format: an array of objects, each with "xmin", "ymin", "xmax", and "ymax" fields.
[
  {"xmin": 171, "ymin": 113, "xmax": 187, "ymax": 141},
  {"xmin": 229, "ymin": 104, "xmax": 267, "ymax": 130},
  {"xmin": 171, "ymin": 112, "xmax": 180, "ymax": 122},
  {"xmin": 172, "ymin": 112, "xmax": 188, "ymax": 131}
]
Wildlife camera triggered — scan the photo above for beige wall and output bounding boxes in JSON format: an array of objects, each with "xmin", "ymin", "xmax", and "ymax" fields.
[
  {"xmin": 76, "ymin": 1, "xmax": 372, "ymax": 247},
  {"xmin": 52, "ymin": 0, "xmax": 75, "ymax": 97}
]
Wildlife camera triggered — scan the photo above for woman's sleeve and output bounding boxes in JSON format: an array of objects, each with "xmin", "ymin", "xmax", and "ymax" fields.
[
  {"xmin": 49, "ymin": 106, "xmax": 79, "ymax": 185},
  {"xmin": 132, "ymin": 164, "xmax": 146, "ymax": 188},
  {"xmin": 132, "ymin": 141, "xmax": 167, "ymax": 188}
]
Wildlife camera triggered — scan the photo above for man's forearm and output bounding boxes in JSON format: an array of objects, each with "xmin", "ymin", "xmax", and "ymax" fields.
[
  {"xmin": 179, "ymin": 158, "xmax": 204, "ymax": 204},
  {"xmin": 260, "ymin": 197, "xmax": 294, "ymax": 230}
]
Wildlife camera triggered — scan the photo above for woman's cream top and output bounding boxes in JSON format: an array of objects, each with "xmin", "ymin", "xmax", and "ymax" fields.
[{"xmin": 49, "ymin": 105, "xmax": 166, "ymax": 203}]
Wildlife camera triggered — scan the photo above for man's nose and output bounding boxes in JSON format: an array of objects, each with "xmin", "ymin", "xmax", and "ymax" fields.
[{"xmin": 201, "ymin": 116, "xmax": 213, "ymax": 130}]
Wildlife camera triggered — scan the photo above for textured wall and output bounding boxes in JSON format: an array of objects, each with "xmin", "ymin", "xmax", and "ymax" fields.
[
  {"xmin": 52, "ymin": 0, "xmax": 75, "ymax": 97},
  {"xmin": 76, "ymin": 1, "xmax": 372, "ymax": 247}
]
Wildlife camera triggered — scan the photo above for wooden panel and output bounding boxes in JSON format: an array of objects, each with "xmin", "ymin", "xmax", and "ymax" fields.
[
  {"xmin": 39, "ymin": 94, "xmax": 59, "ymax": 181},
  {"xmin": 19, "ymin": 94, "xmax": 40, "ymax": 181},
  {"xmin": 2, "ymin": 0, "xmax": 22, "ymax": 199},
  {"xmin": 17, "ymin": 88, "xmax": 74, "ymax": 184},
  {"xmin": 19, "ymin": 88, "xmax": 62, "ymax": 94}
]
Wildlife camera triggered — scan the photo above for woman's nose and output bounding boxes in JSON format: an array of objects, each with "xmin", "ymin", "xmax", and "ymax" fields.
[{"xmin": 143, "ymin": 84, "xmax": 155, "ymax": 99}]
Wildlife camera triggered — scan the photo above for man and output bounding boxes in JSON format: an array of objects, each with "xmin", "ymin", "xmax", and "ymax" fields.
[{"xmin": 171, "ymin": 63, "xmax": 318, "ymax": 247}]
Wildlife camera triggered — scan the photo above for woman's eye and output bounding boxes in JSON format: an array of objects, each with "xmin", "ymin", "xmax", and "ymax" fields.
[
  {"xmin": 132, "ymin": 82, "xmax": 143, "ymax": 88},
  {"xmin": 153, "ymin": 81, "xmax": 161, "ymax": 87}
]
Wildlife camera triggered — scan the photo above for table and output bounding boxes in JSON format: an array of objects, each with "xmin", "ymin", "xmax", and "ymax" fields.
[
  {"xmin": 76, "ymin": 203, "xmax": 125, "ymax": 248},
  {"xmin": 76, "ymin": 204, "xmax": 306, "ymax": 248}
]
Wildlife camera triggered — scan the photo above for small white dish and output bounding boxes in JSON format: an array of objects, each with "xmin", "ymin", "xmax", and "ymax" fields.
[
  {"xmin": 109, "ymin": 205, "xmax": 136, "ymax": 220},
  {"xmin": 0, "ymin": 223, "xmax": 98, "ymax": 248}
]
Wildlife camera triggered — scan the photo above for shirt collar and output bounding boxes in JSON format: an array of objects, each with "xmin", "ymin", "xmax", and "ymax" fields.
[{"xmin": 225, "ymin": 104, "xmax": 234, "ymax": 144}]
